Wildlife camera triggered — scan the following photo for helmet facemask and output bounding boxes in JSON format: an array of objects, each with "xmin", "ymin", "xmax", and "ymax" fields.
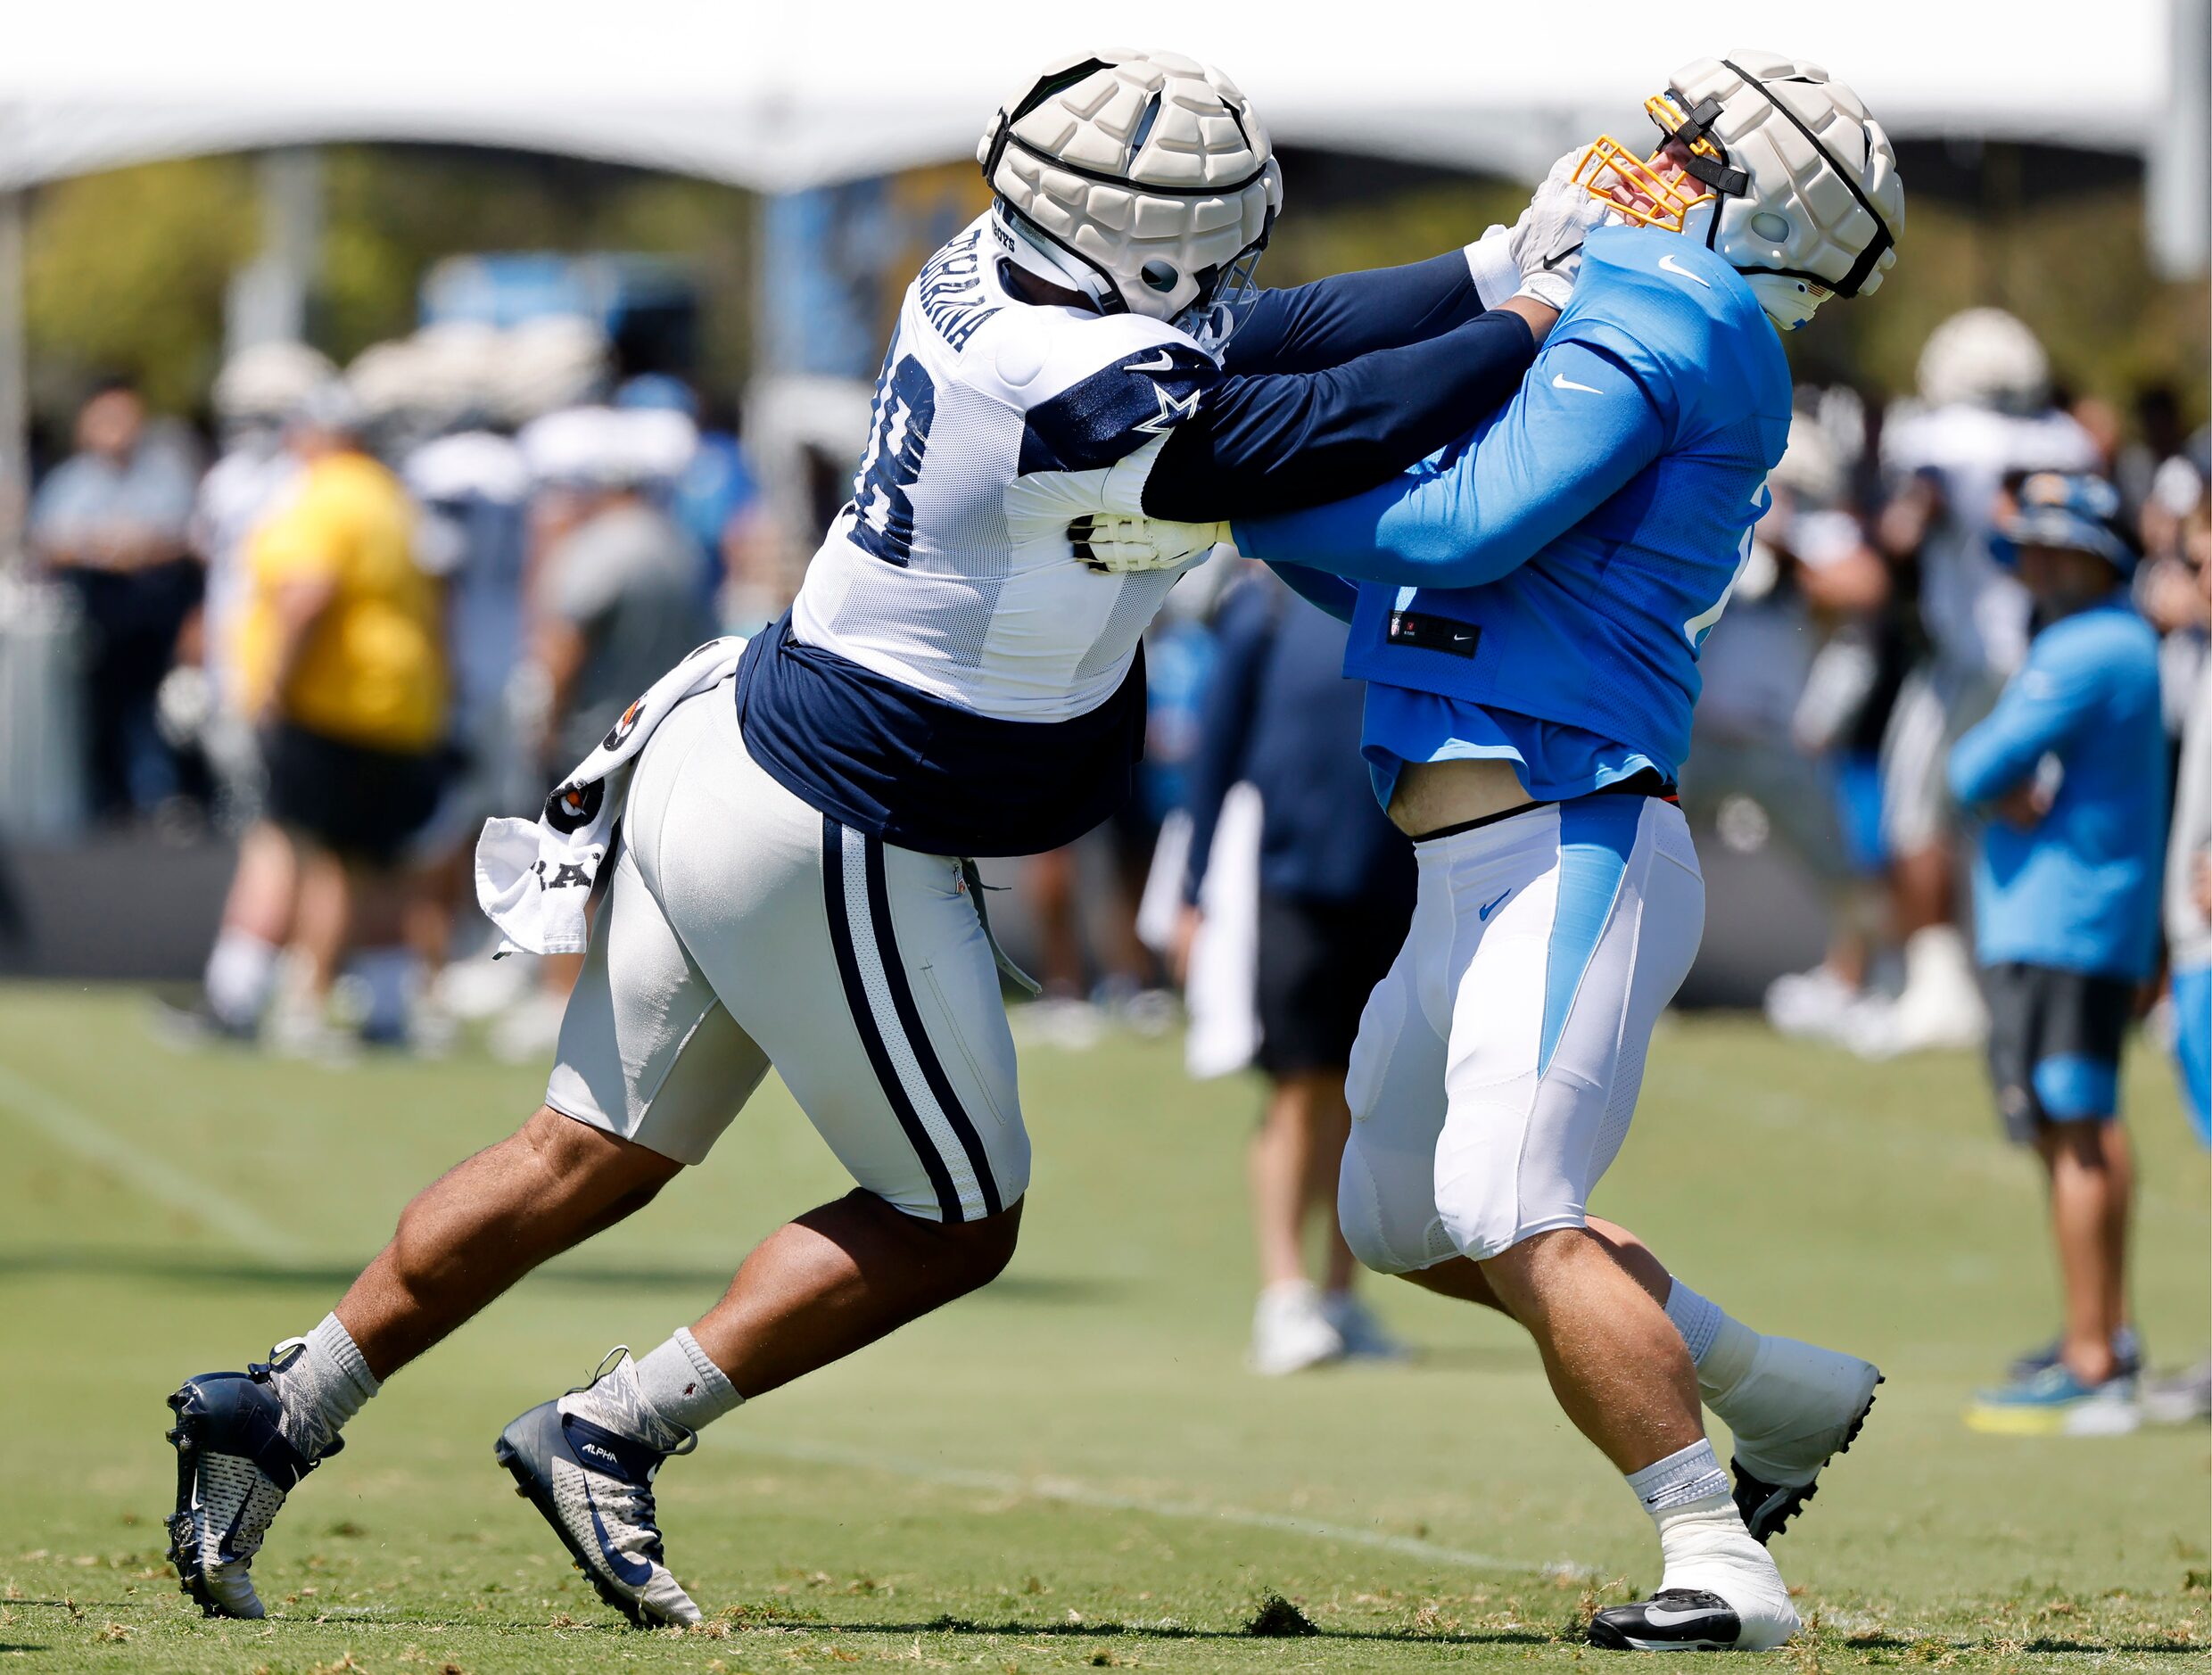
[{"xmin": 1572, "ymin": 55, "xmax": 1902, "ymax": 331}]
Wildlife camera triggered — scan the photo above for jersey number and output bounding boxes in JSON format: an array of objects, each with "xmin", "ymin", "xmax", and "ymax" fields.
[
  {"xmin": 1682, "ymin": 483, "xmax": 1770, "ymax": 650},
  {"xmin": 847, "ymin": 352, "xmax": 937, "ymax": 567}
]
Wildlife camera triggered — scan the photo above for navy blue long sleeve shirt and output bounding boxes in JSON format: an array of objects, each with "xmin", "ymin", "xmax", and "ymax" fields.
[
  {"xmin": 1183, "ymin": 570, "xmax": 1416, "ymax": 910},
  {"xmin": 1144, "ymin": 252, "xmax": 1534, "ymax": 521}
]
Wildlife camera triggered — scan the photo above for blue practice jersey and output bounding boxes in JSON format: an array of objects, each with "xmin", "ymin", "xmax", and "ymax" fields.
[
  {"xmin": 1948, "ymin": 596, "xmax": 2167, "ymax": 980},
  {"xmin": 1234, "ymin": 225, "xmax": 1792, "ymax": 804}
]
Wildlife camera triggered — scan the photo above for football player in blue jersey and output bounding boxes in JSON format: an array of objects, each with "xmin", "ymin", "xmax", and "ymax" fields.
[
  {"xmin": 160, "ymin": 51, "xmax": 1618, "ymax": 1630},
  {"xmin": 1084, "ymin": 51, "xmax": 1905, "ymax": 1651}
]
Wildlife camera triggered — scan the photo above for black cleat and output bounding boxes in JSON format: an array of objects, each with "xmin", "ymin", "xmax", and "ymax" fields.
[
  {"xmin": 1589, "ymin": 1588, "xmax": 1746, "ymax": 1651},
  {"xmin": 1732, "ymin": 1378, "xmax": 1880, "ymax": 1545}
]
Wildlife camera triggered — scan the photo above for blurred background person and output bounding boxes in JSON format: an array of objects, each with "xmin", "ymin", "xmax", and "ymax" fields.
[
  {"xmin": 235, "ymin": 383, "xmax": 449, "ymax": 1051},
  {"xmin": 29, "ymin": 376, "xmax": 202, "ymax": 823},
  {"xmin": 160, "ymin": 346, "xmax": 334, "ymax": 1042},
  {"xmin": 1861, "ymin": 309, "xmax": 2101, "ymax": 1057},
  {"xmin": 1179, "ymin": 567, "xmax": 1413, "ymax": 1376},
  {"xmin": 489, "ymin": 401, "xmax": 715, "ymax": 1060},
  {"xmin": 2143, "ymin": 516, "xmax": 2211, "ymax": 1427},
  {"xmin": 1949, "ymin": 475, "xmax": 2165, "ymax": 1436},
  {"xmin": 1683, "ymin": 408, "xmax": 1896, "ymax": 1043}
]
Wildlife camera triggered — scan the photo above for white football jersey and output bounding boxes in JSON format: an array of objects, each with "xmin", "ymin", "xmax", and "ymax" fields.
[
  {"xmin": 791, "ymin": 211, "xmax": 1218, "ymax": 723},
  {"xmin": 1881, "ymin": 400, "xmax": 2101, "ymax": 676}
]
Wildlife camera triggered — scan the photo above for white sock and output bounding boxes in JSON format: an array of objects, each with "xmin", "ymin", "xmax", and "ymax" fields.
[
  {"xmin": 204, "ymin": 929, "xmax": 280, "ymax": 1028},
  {"xmin": 353, "ymin": 947, "xmax": 419, "ymax": 1038},
  {"xmin": 269, "ymin": 1313, "xmax": 379, "ymax": 1459},
  {"xmin": 1628, "ymin": 1440, "xmax": 1787, "ymax": 1616},
  {"xmin": 1626, "ymin": 1438, "xmax": 1731, "ymax": 1516},
  {"xmin": 1663, "ymin": 1280, "xmax": 1761, "ymax": 1409},
  {"xmin": 633, "ymin": 1329, "xmax": 745, "ymax": 1436}
]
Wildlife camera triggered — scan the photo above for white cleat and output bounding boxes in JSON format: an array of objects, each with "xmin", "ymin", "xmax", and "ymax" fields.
[
  {"xmin": 1721, "ymin": 1337, "xmax": 1882, "ymax": 1543},
  {"xmin": 493, "ymin": 1352, "xmax": 702, "ymax": 1627},
  {"xmin": 1249, "ymin": 1280, "xmax": 1344, "ymax": 1376}
]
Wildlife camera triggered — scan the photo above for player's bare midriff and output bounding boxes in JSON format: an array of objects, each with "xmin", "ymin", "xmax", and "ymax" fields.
[{"xmin": 1386, "ymin": 756, "xmax": 1535, "ymax": 839}]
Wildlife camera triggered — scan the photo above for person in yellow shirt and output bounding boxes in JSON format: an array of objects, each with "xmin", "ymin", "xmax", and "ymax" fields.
[{"xmin": 232, "ymin": 387, "xmax": 448, "ymax": 1042}]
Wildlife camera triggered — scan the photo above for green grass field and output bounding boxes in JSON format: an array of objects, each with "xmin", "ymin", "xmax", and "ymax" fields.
[{"xmin": 1, "ymin": 986, "xmax": 2206, "ymax": 1674}]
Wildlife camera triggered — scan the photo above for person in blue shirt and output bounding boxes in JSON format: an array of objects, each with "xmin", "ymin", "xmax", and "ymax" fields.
[
  {"xmin": 1080, "ymin": 49, "xmax": 1906, "ymax": 1654},
  {"xmin": 1944, "ymin": 474, "xmax": 2167, "ymax": 1435}
]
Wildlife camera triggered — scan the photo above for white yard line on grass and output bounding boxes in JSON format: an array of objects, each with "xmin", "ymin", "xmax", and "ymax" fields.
[
  {"xmin": 731, "ymin": 1435, "xmax": 1581, "ymax": 1578},
  {"xmin": 0, "ymin": 1059, "xmax": 308, "ymax": 1264}
]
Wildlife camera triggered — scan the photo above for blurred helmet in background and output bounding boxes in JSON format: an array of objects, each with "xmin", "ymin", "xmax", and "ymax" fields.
[
  {"xmin": 1578, "ymin": 49, "xmax": 1903, "ymax": 331},
  {"xmin": 978, "ymin": 49, "xmax": 1282, "ymax": 346},
  {"xmin": 494, "ymin": 316, "xmax": 612, "ymax": 426},
  {"xmin": 212, "ymin": 341, "xmax": 337, "ymax": 429},
  {"xmin": 1916, "ymin": 308, "xmax": 2050, "ymax": 414},
  {"xmin": 518, "ymin": 404, "xmax": 697, "ymax": 493},
  {"xmin": 1769, "ymin": 411, "xmax": 1848, "ymax": 510}
]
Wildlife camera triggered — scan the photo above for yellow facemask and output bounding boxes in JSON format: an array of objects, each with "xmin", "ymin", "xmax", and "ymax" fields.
[{"xmin": 1572, "ymin": 92, "xmax": 1725, "ymax": 233}]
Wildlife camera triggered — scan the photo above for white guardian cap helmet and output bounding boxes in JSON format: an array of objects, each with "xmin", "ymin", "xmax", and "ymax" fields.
[
  {"xmin": 978, "ymin": 49, "xmax": 1283, "ymax": 350},
  {"xmin": 1576, "ymin": 50, "xmax": 1904, "ymax": 331}
]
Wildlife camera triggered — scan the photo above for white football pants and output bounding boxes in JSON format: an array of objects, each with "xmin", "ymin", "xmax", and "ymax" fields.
[
  {"xmin": 1338, "ymin": 793, "xmax": 1704, "ymax": 1267},
  {"xmin": 546, "ymin": 685, "xmax": 1029, "ymax": 1222}
]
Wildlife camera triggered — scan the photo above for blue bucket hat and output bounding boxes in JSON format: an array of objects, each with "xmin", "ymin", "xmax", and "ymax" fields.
[{"xmin": 1990, "ymin": 472, "xmax": 2134, "ymax": 576}]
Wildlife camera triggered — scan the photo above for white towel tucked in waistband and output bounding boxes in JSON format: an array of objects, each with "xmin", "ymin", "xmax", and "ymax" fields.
[{"xmin": 475, "ymin": 637, "xmax": 747, "ymax": 957}]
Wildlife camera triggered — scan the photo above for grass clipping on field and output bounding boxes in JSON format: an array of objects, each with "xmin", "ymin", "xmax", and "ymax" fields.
[{"xmin": 1244, "ymin": 1593, "xmax": 1319, "ymax": 1638}]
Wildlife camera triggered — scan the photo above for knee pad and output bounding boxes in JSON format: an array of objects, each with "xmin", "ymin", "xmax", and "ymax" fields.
[{"xmin": 1338, "ymin": 1124, "xmax": 1457, "ymax": 1276}]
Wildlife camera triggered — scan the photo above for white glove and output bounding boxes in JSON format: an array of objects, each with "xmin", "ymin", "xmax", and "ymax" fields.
[
  {"xmin": 1069, "ymin": 512, "xmax": 1230, "ymax": 575},
  {"xmin": 1504, "ymin": 147, "xmax": 1619, "ymax": 311}
]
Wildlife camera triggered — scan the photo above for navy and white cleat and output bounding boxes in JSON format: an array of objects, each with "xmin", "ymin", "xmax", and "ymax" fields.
[
  {"xmin": 165, "ymin": 1353, "xmax": 337, "ymax": 1619},
  {"xmin": 1589, "ymin": 1587, "xmax": 1792, "ymax": 1651},
  {"xmin": 493, "ymin": 1366, "xmax": 701, "ymax": 1628},
  {"xmin": 1725, "ymin": 1340, "xmax": 1883, "ymax": 1544}
]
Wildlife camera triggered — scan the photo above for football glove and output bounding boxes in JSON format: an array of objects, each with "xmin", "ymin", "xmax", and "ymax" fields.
[
  {"xmin": 1506, "ymin": 148, "xmax": 1621, "ymax": 311},
  {"xmin": 1069, "ymin": 513, "xmax": 1230, "ymax": 574}
]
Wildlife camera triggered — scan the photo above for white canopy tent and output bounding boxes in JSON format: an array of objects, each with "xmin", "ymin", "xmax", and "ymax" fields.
[
  {"xmin": 0, "ymin": 1, "xmax": 2174, "ymax": 194},
  {"xmin": 0, "ymin": 0, "xmax": 2196, "ymax": 555}
]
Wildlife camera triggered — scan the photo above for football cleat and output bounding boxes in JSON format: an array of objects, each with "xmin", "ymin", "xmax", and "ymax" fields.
[
  {"xmin": 1249, "ymin": 1280, "xmax": 1344, "ymax": 1377},
  {"xmin": 1964, "ymin": 1364, "xmax": 2140, "ymax": 1436},
  {"xmin": 1723, "ymin": 1339, "xmax": 1882, "ymax": 1544},
  {"xmin": 2008, "ymin": 1324, "xmax": 2142, "ymax": 1384},
  {"xmin": 493, "ymin": 1369, "xmax": 701, "ymax": 1627},
  {"xmin": 1589, "ymin": 1586, "xmax": 1803, "ymax": 1651},
  {"xmin": 165, "ymin": 1352, "xmax": 338, "ymax": 1619}
]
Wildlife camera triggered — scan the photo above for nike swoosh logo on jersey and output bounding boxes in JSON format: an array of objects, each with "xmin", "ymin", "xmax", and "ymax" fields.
[
  {"xmin": 584, "ymin": 1482, "xmax": 654, "ymax": 1587},
  {"xmin": 1644, "ymin": 1605, "xmax": 1730, "ymax": 1629},
  {"xmin": 1552, "ymin": 373, "xmax": 1604, "ymax": 394},
  {"xmin": 1477, "ymin": 889, "xmax": 1512, "ymax": 920},
  {"xmin": 1126, "ymin": 349, "xmax": 1180, "ymax": 374},
  {"xmin": 1658, "ymin": 252, "xmax": 1713, "ymax": 288}
]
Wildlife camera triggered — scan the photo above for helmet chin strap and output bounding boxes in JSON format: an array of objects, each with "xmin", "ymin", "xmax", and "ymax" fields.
[{"xmin": 1746, "ymin": 274, "xmax": 1827, "ymax": 332}]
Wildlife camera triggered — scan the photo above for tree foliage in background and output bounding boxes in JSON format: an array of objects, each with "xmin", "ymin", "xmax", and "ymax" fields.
[
  {"xmin": 21, "ymin": 146, "xmax": 2208, "ymax": 437},
  {"xmin": 25, "ymin": 157, "xmax": 259, "ymax": 419}
]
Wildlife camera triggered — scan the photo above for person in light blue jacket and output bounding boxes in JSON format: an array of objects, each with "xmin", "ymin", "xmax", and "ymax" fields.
[{"xmin": 1947, "ymin": 473, "xmax": 2166, "ymax": 1437}]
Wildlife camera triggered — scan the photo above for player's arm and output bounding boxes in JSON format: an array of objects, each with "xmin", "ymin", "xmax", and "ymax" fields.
[
  {"xmin": 1229, "ymin": 336, "xmax": 1668, "ymax": 588},
  {"xmin": 1947, "ymin": 639, "xmax": 2107, "ymax": 811},
  {"xmin": 1143, "ymin": 305, "xmax": 1546, "ymax": 522},
  {"xmin": 1222, "ymin": 149, "xmax": 1603, "ymax": 373}
]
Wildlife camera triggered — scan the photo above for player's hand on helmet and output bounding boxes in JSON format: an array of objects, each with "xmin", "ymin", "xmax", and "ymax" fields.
[
  {"xmin": 1069, "ymin": 513, "xmax": 1230, "ymax": 575},
  {"xmin": 1506, "ymin": 147, "xmax": 1620, "ymax": 311}
]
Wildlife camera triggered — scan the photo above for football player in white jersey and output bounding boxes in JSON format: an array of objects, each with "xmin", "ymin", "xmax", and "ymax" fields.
[{"xmin": 162, "ymin": 50, "xmax": 1602, "ymax": 1628}]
